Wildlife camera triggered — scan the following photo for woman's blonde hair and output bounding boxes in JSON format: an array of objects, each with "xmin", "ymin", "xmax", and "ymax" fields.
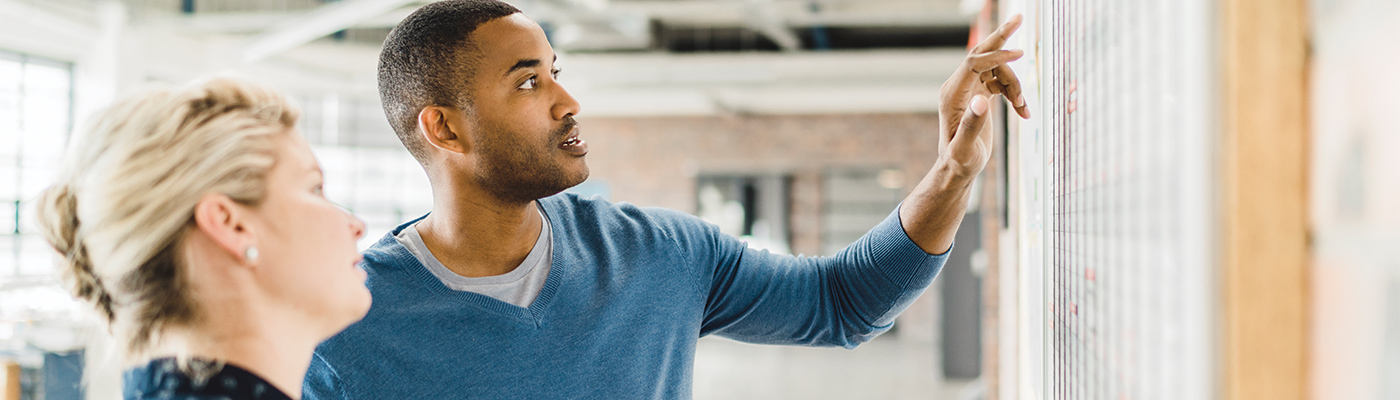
[{"xmin": 34, "ymin": 78, "xmax": 299, "ymax": 357}]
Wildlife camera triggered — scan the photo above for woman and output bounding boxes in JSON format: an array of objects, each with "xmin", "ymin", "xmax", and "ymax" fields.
[{"xmin": 35, "ymin": 78, "xmax": 371, "ymax": 399}]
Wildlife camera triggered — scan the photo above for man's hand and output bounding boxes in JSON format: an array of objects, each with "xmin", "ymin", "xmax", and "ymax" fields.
[
  {"xmin": 899, "ymin": 14, "xmax": 1029, "ymax": 255},
  {"xmin": 937, "ymin": 14, "xmax": 1030, "ymax": 180}
]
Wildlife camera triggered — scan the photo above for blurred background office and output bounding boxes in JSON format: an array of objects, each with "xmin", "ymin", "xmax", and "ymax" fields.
[
  {"xmin": 1, "ymin": 0, "xmax": 1397, "ymax": 399},
  {"xmin": 0, "ymin": 0, "xmax": 986, "ymax": 399}
]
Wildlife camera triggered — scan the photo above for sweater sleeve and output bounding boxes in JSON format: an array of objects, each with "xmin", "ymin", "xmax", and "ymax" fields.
[{"xmin": 671, "ymin": 204, "xmax": 950, "ymax": 349}]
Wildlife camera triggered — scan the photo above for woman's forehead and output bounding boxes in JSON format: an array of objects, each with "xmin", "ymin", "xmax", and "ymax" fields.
[{"xmin": 276, "ymin": 131, "xmax": 319, "ymax": 174}]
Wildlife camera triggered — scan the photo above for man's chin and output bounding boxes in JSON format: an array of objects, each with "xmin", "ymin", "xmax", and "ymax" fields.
[
  {"xmin": 524, "ymin": 165, "xmax": 590, "ymax": 201},
  {"xmin": 477, "ymin": 157, "xmax": 591, "ymax": 203},
  {"xmin": 560, "ymin": 165, "xmax": 591, "ymax": 191}
]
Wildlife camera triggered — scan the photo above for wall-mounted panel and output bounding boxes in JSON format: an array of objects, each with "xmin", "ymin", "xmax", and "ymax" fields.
[{"xmin": 997, "ymin": 1, "xmax": 1219, "ymax": 398}]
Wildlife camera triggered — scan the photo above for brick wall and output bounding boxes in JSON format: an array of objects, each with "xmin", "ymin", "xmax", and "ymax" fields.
[{"xmin": 576, "ymin": 113, "xmax": 943, "ymax": 257}]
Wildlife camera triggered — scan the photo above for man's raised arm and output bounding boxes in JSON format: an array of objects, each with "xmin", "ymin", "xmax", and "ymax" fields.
[
  {"xmin": 693, "ymin": 15, "xmax": 1032, "ymax": 348},
  {"xmin": 900, "ymin": 14, "xmax": 1030, "ymax": 255}
]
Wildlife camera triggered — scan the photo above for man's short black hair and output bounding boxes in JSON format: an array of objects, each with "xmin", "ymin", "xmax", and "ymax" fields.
[{"xmin": 378, "ymin": 0, "xmax": 522, "ymax": 163}]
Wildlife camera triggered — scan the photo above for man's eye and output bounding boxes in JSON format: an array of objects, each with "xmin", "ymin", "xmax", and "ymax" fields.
[
  {"xmin": 551, "ymin": 69, "xmax": 561, "ymax": 79},
  {"xmin": 518, "ymin": 77, "xmax": 537, "ymax": 90}
]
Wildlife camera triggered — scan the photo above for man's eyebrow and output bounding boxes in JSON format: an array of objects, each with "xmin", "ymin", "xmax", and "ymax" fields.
[
  {"xmin": 505, "ymin": 59, "xmax": 540, "ymax": 76},
  {"xmin": 504, "ymin": 54, "xmax": 559, "ymax": 77}
]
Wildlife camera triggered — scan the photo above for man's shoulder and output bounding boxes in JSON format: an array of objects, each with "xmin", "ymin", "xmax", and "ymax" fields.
[
  {"xmin": 540, "ymin": 192, "xmax": 713, "ymax": 238},
  {"xmin": 348, "ymin": 222, "xmax": 430, "ymax": 299},
  {"xmin": 359, "ymin": 227, "xmax": 417, "ymax": 271}
]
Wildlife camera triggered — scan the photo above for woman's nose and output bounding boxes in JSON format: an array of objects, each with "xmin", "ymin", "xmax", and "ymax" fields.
[{"xmin": 349, "ymin": 214, "xmax": 367, "ymax": 240}]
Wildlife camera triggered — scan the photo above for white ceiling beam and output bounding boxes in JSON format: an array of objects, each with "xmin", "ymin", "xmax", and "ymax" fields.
[
  {"xmin": 148, "ymin": 4, "xmax": 420, "ymax": 35},
  {"xmin": 562, "ymin": 49, "xmax": 964, "ymax": 86},
  {"xmin": 360, "ymin": 5, "xmax": 422, "ymax": 28},
  {"xmin": 574, "ymin": 83, "xmax": 943, "ymax": 117},
  {"xmin": 735, "ymin": 0, "xmax": 801, "ymax": 51},
  {"xmin": 789, "ymin": 12, "xmax": 971, "ymax": 28},
  {"xmin": 611, "ymin": 0, "xmax": 966, "ymax": 27},
  {"xmin": 166, "ymin": 12, "xmax": 292, "ymax": 34},
  {"xmin": 242, "ymin": 0, "xmax": 421, "ymax": 63},
  {"xmin": 562, "ymin": 49, "xmax": 965, "ymax": 116},
  {"xmin": 526, "ymin": 0, "xmax": 649, "ymax": 43},
  {"xmin": 0, "ymin": 0, "xmax": 100, "ymax": 60}
]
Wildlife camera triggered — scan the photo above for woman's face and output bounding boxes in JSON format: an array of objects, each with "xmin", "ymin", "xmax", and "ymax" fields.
[{"xmin": 247, "ymin": 132, "xmax": 370, "ymax": 338}]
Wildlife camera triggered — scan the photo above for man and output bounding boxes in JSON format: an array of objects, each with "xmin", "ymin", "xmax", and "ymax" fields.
[{"xmin": 305, "ymin": 0, "xmax": 1028, "ymax": 398}]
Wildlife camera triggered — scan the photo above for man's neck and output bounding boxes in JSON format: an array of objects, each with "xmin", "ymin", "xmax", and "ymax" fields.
[{"xmin": 416, "ymin": 185, "xmax": 543, "ymax": 278}]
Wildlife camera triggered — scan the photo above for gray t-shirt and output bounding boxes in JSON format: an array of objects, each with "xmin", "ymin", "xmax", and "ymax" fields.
[{"xmin": 394, "ymin": 206, "xmax": 552, "ymax": 308}]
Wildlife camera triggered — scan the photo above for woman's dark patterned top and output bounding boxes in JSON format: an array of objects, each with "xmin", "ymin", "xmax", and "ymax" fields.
[{"xmin": 122, "ymin": 358, "xmax": 292, "ymax": 400}]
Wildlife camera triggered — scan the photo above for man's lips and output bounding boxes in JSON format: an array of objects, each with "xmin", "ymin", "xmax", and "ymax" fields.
[
  {"xmin": 559, "ymin": 125, "xmax": 582, "ymax": 147},
  {"xmin": 558, "ymin": 126, "xmax": 588, "ymax": 156}
]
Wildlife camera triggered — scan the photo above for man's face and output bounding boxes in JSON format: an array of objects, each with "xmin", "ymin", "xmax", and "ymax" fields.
[{"xmin": 460, "ymin": 13, "xmax": 587, "ymax": 203}]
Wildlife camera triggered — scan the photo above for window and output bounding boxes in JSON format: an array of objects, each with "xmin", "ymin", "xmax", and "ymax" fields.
[
  {"xmin": 695, "ymin": 175, "xmax": 791, "ymax": 254},
  {"xmin": 311, "ymin": 145, "xmax": 433, "ymax": 250},
  {"xmin": 820, "ymin": 168, "xmax": 904, "ymax": 255},
  {"xmin": 0, "ymin": 50, "xmax": 73, "ymax": 280}
]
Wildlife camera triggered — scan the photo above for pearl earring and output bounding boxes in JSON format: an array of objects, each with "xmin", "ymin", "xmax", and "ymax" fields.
[{"xmin": 244, "ymin": 246, "xmax": 259, "ymax": 262}]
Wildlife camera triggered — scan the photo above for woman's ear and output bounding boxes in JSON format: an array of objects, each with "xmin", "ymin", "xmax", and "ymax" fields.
[
  {"xmin": 192, "ymin": 193, "xmax": 257, "ymax": 265},
  {"xmin": 418, "ymin": 106, "xmax": 471, "ymax": 155}
]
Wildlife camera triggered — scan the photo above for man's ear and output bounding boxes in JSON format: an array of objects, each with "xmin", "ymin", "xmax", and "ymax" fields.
[
  {"xmin": 192, "ymin": 193, "xmax": 257, "ymax": 265},
  {"xmin": 418, "ymin": 106, "xmax": 471, "ymax": 155}
]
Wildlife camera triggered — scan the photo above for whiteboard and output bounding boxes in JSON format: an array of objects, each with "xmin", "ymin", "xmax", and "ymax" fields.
[{"xmin": 998, "ymin": 0, "xmax": 1218, "ymax": 399}]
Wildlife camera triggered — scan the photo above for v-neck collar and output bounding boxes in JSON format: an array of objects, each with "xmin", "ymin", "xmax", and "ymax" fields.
[{"xmin": 381, "ymin": 199, "xmax": 564, "ymax": 327}]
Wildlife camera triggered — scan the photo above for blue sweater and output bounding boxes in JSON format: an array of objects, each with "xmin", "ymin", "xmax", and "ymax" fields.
[{"xmin": 305, "ymin": 193, "xmax": 947, "ymax": 399}]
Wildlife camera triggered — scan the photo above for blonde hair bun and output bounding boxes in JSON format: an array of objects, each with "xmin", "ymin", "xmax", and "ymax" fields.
[{"xmin": 34, "ymin": 78, "xmax": 299, "ymax": 357}]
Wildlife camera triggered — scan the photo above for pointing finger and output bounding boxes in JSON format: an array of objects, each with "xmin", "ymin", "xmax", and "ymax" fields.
[{"xmin": 973, "ymin": 14, "xmax": 1024, "ymax": 53}]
